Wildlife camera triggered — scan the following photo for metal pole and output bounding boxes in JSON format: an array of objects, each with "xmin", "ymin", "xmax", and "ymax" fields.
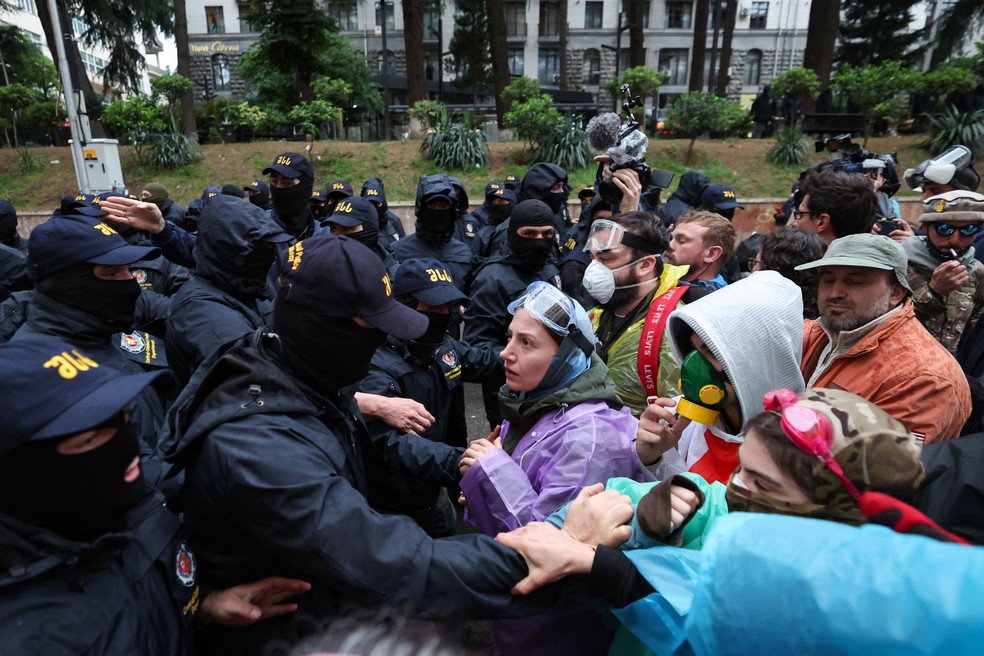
[
  {"xmin": 46, "ymin": 0, "xmax": 89, "ymax": 192},
  {"xmin": 614, "ymin": 11, "xmax": 623, "ymax": 79},
  {"xmin": 437, "ymin": 16, "xmax": 443, "ymax": 101},
  {"xmin": 708, "ymin": 0, "xmax": 720, "ymax": 93},
  {"xmin": 380, "ymin": 1, "xmax": 390, "ymax": 140}
]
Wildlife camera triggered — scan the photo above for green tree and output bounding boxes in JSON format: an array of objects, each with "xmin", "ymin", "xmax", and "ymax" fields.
[
  {"xmin": 834, "ymin": 60, "xmax": 923, "ymax": 141},
  {"xmin": 919, "ymin": 64, "xmax": 978, "ymax": 110},
  {"xmin": 288, "ymin": 100, "xmax": 342, "ymax": 139},
  {"xmin": 447, "ymin": 0, "xmax": 492, "ymax": 100},
  {"xmin": 237, "ymin": 0, "xmax": 339, "ymax": 102},
  {"xmin": 665, "ymin": 91, "xmax": 745, "ymax": 164},
  {"xmin": 0, "ymin": 83, "xmax": 34, "ymax": 146},
  {"xmin": 0, "ymin": 26, "xmax": 58, "ymax": 97},
  {"xmin": 929, "ymin": 1, "xmax": 984, "ymax": 67},
  {"xmin": 100, "ymin": 94, "xmax": 167, "ymax": 159},
  {"xmin": 502, "ymin": 76, "xmax": 543, "ymax": 108},
  {"xmin": 504, "ymin": 95, "xmax": 562, "ymax": 153},
  {"xmin": 837, "ymin": 0, "xmax": 925, "ymax": 67},
  {"xmin": 769, "ymin": 68, "xmax": 821, "ymax": 107},
  {"xmin": 238, "ymin": 29, "xmax": 380, "ymax": 116}
]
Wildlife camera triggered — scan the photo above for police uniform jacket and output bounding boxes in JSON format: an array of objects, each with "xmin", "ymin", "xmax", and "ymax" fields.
[
  {"xmin": 11, "ymin": 292, "xmax": 171, "ymax": 487},
  {"xmin": 158, "ymin": 331, "xmax": 553, "ymax": 654},
  {"xmin": 0, "ymin": 491, "xmax": 199, "ymax": 655},
  {"xmin": 360, "ymin": 334, "xmax": 502, "ymax": 516}
]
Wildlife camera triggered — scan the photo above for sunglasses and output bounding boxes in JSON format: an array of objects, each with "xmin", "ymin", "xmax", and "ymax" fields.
[
  {"xmin": 763, "ymin": 390, "xmax": 862, "ymax": 502},
  {"xmin": 933, "ymin": 223, "xmax": 982, "ymax": 238}
]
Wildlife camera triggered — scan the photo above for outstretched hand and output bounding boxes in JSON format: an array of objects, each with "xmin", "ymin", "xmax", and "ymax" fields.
[
  {"xmin": 199, "ymin": 577, "xmax": 311, "ymax": 627},
  {"xmin": 496, "ymin": 522, "xmax": 596, "ymax": 595},
  {"xmin": 562, "ymin": 483, "xmax": 633, "ymax": 547},
  {"xmin": 98, "ymin": 196, "xmax": 167, "ymax": 235}
]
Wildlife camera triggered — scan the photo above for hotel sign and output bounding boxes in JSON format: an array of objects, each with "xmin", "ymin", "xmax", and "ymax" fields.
[{"xmin": 190, "ymin": 42, "xmax": 242, "ymax": 54}]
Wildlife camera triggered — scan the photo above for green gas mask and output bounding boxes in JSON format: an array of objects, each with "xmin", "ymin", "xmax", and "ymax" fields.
[{"xmin": 676, "ymin": 348, "xmax": 730, "ymax": 425}]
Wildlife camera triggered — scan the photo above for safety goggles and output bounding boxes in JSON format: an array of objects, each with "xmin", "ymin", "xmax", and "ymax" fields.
[
  {"xmin": 507, "ymin": 281, "xmax": 596, "ymax": 354},
  {"xmin": 762, "ymin": 389, "xmax": 862, "ymax": 502},
  {"xmin": 583, "ymin": 219, "xmax": 661, "ymax": 255},
  {"xmin": 903, "ymin": 145, "xmax": 973, "ymax": 191},
  {"xmin": 933, "ymin": 222, "xmax": 983, "ymax": 238}
]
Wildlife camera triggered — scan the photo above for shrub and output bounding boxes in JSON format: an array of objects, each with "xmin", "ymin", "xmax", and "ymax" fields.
[
  {"xmin": 665, "ymin": 92, "xmax": 747, "ymax": 163},
  {"xmin": 420, "ymin": 111, "xmax": 491, "ymax": 169},
  {"xmin": 769, "ymin": 68, "xmax": 820, "ymax": 105},
  {"xmin": 288, "ymin": 100, "xmax": 342, "ymax": 139},
  {"xmin": 504, "ymin": 96, "xmax": 562, "ymax": 152},
  {"xmin": 766, "ymin": 128, "xmax": 811, "ymax": 166},
  {"xmin": 535, "ymin": 114, "xmax": 593, "ymax": 172},
  {"xmin": 17, "ymin": 148, "xmax": 44, "ymax": 173},
  {"xmin": 147, "ymin": 130, "xmax": 204, "ymax": 170},
  {"xmin": 407, "ymin": 99, "xmax": 447, "ymax": 129},
  {"xmin": 502, "ymin": 76, "xmax": 543, "ymax": 109},
  {"xmin": 923, "ymin": 106, "xmax": 984, "ymax": 155}
]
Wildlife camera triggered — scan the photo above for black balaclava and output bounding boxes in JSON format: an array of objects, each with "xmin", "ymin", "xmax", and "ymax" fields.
[
  {"xmin": 414, "ymin": 175, "xmax": 459, "ymax": 247},
  {"xmin": 240, "ymin": 245, "xmax": 279, "ymax": 298},
  {"xmin": 35, "ymin": 263, "xmax": 140, "ymax": 332},
  {"xmin": 0, "ymin": 413, "xmax": 146, "ymax": 541},
  {"xmin": 272, "ymin": 176, "xmax": 315, "ymax": 238},
  {"xmin": 350, "ymin": 221, "xmax": 380, "ymax": 251},
  {"xmin": 0, "ymin": 203, "xmax": 18, "ymax": 246},
  {"xmin": 488, "ymin": 202, "xmax": 513, "ymax": 225},
  {"xmin": 249, "ymin": 182, "xmax": 272, "ymax": 210},
  {"xmin": 507, "ymin": 199, "xmax": 556, "ymax": 270},
  {"xmin": 519, "ymin": 163, "xmax": 570, "ymax": 216},
  {"xmin": 272, "ymin": 305, "xmax": 387, "ymax": 393},
  {"xmin": 406, "ymin": 309, "xmax": 452, "ymax": 366}
]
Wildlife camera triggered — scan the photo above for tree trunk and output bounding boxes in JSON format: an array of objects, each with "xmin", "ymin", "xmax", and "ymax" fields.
[
  {"xmin": 402, "ymin": 0, "xmax": 426, "ymax": 105},
  {"xmin": 715, "ymin": 0, "xmax": 736, "ymax": 97},
  {"xmin": 626, "ymin": 0, "xmax": 644, "ymax": 68},
  {"xmin": 37, "ymin": 0, "xmax": 106, "ymax": 137},
  {"xmin": 558, "ymin": 0, "xmax": 569, "ymax": 88},
  {"xmin": 802, "ymin": 0, "xmax": 840, "ymax": 89},
  {"xmin": 486, "ymin": 0, "xmax": 510, "ymax": 127},
  {"xmin": 173, "ymin": 0, "xmax": 198, "ymax": 138},
  {"xmin": 689, "ymin": 0, "xmax": 709, "ymax": 92}
]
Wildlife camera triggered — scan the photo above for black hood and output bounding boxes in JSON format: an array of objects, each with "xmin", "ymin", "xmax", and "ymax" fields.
[
  {"xmin": 448, "ymin": 176, "xmax": 470, "ymax": 214},
  {"xmin": 518, "ymin": 162, "xmax": 570, "ymax": 202},
  {"xmin": 193, "ymin": 194, "xmax": 289, "ymax": 296},
  {"xmin": 670, "ymin": 170, "xmax": 711, "ymax": 206},
  {"xmin": 361, "ymin": 177, "xmax": 389, "ymax": 213}
]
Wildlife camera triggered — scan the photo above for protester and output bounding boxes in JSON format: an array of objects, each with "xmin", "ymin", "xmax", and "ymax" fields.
[
  {"xmin": 792, "ymin": 168, "xmax": 878, "ymax": 243},
  {"xmin": 798, "ymin": 233, "xmax": 971, "ymax": 442},
  {"xmin": 751, "ymin": 229, "xmax": 827, "ymax": 319},
  {"xmin": 663, "ymin": 210, "xmax": 736, "ymax": 291}
]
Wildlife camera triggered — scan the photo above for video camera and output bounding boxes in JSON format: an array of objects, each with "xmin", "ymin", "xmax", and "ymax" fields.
[{"xmin": 587, "ymin": 84, "xmax": 673, "ymax": 207}]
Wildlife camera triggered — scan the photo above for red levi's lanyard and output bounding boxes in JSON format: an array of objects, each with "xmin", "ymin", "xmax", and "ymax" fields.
[{"xmin": 637, "ymin": 286, "xmax": 688, "ymax": 397}]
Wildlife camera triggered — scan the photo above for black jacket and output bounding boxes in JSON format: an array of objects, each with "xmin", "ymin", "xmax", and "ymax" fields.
[
  {"xmin": 0, "ymin": 492, "xmax": 198, "ymax": 655},
  {"xmin": 518, "ymin": 163, "xmax": 570, "ymax": 233},
  {"xmin": 158, "ymin": 331, "xmax": 553, "ymax": 654},
  {"xmin": 657, "ymin": 170, "xmax": 710, "ymax": 227},
  {"xmin": 167, "ymin": 195, "xmax": 287, "ymax": 384}
]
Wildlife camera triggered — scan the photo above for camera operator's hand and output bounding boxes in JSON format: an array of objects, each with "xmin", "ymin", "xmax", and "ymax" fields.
[{"xmin": 613, "ymin": 168, "xmax": 642, "ymax": 214}]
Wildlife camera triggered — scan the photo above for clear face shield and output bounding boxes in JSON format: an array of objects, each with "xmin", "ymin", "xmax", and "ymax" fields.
[{"xmin": 904, "ymin": 145, "xmax": 973, "ymax": 191}]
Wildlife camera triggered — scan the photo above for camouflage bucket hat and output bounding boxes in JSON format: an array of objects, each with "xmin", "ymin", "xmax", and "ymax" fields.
[{"xmin": 795, "ymin": 388, "xmax": 925, "ymax": 517}]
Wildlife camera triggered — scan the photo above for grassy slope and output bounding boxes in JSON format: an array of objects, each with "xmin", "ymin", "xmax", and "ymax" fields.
[{"xmin": 0, "ymin": 135, "xmax": 931, "ymax": 211}]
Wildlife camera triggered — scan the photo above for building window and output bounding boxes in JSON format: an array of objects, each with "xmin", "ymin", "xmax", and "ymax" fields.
[
  {"xmin": 508, "ymin": 48, "xmax": 525, "ymax": 77},
  {"xmin": 583, "ymin": 48, "xmax": 601, "ymax": 85},
  {"xmin": 423, "ymin": 1, "xmax": 441, "ymax": 39},
  {"xmin": 584, "ymin": 1, "xmax": 603, "ymax": 29},
  {"xmin": 17, "ymin": 0, "xmax": 36, "ymax": 14},
  {"xmin": 539, "ymin": 1, "xmax": 560, "ymax": 37},
  {"xmin": 641, "ymin": 1, "xmax": 651, "ymax": 28},
  {"xmin": 375, "ymin": 1, "xmax": 395, "ymax": 31},
  {"xmin": 80, "ymin": 51, "xmax": 107, "ymax": 77},
  {"xmin": 205, "ymin": 6, "xmax": 225, "ymax": 34},
  {"xmin": 376, "ymin": 49, "xmax": 395, "ymax": 75},
  {"xmin": 238, "ymin": 3, "xmax": 261, "ymax": 32},
  {"xmin": 504, "ymin": 2, "xmax": 527, "ymax": 37},
  {"xmin": 26, "ymin": 31, "xmax": 43, "ymax": 48},
  {"xmin": 665, "ymin": 0, "xmax": 692, "ymax": 28},
  {"xmin": 72, "ymin": 18, "xmax": 89, "ymax": 38},
  {"xmin": 538, "ymin": 47, "xmax": 559, "ymax": 85},
  {"xmin": 659, "ymin": 48, "xmax": 688, "ymax": 86},
  {"xmin": 749, "ymin": 1, "xmax": 768, "ymax": 28},
  {"xmin": 703, "ymin": 49, "xmax": 722, "ymax": 83},
  {"xmin": 743, "ymin": 49, "xmax": 762, "ymax": 86},
  {"xmin": 327, "ymin": 2, "xmax": 358, "ymax": 31}
]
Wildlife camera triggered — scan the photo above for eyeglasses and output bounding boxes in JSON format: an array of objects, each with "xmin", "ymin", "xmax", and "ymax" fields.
[
  {"xmin": 792, "ymin": 210, "xmax": 818, "ymax": 221},
  {"xmin": 933, "ymin": 222, "xmax": 982, "ymax": 238},
  {"xmin": 745, "ymin": 258, "xmax": 763, "ymax": 270},
  {"xmin": 762, "ymin": 389, "xmax": 862, "ymax": 502}
]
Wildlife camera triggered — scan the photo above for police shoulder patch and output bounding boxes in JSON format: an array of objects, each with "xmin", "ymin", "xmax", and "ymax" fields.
[
  {"xmin": 442, "ymin": 350, "xmax": 458, "ymax": 368},
  {"xmin": 175, "ymin": 540, "xmax": 197, "ymax": 587},
  {"xmin": 120, "ymin": 332, "xmax": 146, "ymax": 354}
]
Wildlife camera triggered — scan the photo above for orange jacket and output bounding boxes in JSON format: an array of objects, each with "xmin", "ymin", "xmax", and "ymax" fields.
[{"xmin": 802, "ymin": 300, "xmax": 971, "ymax": 443}]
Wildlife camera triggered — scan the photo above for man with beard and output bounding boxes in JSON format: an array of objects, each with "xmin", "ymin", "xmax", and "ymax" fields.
[
  {"xmin": 463, "ymin": 199, "xmax": 562, "ymax": 428},
  {"xmin": 361, "ymin": 177, "xmax": 406, "ymax": 249},
  {"xmin": 156, "ymin": 236, "xmax": 562, "ymax": 654},
  {"xmin": 559, "ymin": 197, "xmax": 613, "ymax": 310},
  {"xmin": 798, "ymin": 233, "xmax": 970, "ymax": 443},
  {"xmin": 903, "ymin": 191, "xmax": 984, "ymax": 354},
  {"xmin": 517, "ymin": 162, "xmax": 572, "ymax": 232},
  {"xmin": 585, "ymin": 212, "xmax": 704, "ymax": 415},
  {"xmin": 325, "ymin": 196, "xmax": 399, "ymax": 276},
  {"xmin": 264, "ymin": 152, "xmax": 322, "ymax": 240}
]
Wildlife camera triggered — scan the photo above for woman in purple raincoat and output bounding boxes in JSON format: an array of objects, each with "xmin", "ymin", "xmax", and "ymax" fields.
[{"xmin": 459, "ymin": 281, "xmax": 651, "ymax": 656}]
